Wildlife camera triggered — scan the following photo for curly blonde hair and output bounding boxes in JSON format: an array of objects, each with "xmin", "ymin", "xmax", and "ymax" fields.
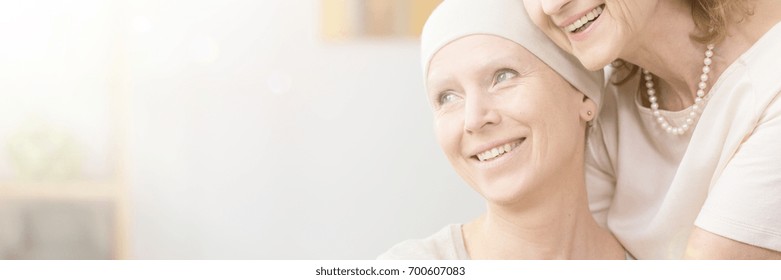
[{"xmin": 690, "ymin": 0, "xmax": 755, "ymax": 43}]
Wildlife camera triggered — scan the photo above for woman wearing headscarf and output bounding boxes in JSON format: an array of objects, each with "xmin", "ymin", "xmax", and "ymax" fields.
[{"xmin": 379, "ymin": 0, "xmax": 623, "ymax": 259}]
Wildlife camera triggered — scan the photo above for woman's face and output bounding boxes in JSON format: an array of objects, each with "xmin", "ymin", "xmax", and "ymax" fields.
[
  {"xmin": 426, "ymin": 35, "xmax": 595, "ymax": 204},
  {"xmin": 522, "ymin": 0, "xmax": 657, "ymax": 70}
]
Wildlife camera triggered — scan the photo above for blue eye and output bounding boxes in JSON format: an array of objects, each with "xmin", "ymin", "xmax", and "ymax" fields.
[
  {"xmin": 494, "ymin": 69, "xmax": 518, "ymax": 85},
  {"xmin": 438, "ymin": 91, "xmax": 461, "ymax": 105}
]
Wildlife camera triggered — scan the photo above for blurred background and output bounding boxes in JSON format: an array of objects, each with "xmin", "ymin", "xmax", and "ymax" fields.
[{"xmin": 0, "ymin": 0, "xmax": 483, "ymax": 259}]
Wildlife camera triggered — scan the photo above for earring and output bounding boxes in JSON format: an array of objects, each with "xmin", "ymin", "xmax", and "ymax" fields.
[{"xmin": 585, "ymin": 111, "xmax": 594, "ymax": 126}]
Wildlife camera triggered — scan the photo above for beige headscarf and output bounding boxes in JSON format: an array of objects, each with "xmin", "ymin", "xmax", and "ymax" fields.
[{"xmin": 420, "ymin": 0, "xmax": 603, "ymax": 108}]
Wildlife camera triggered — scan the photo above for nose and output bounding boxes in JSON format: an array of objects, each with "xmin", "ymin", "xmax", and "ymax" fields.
[
  {"xmin": 463, "ymin": 94, "xmax": 501, "ymax": 134},
  {"xmin": 540, "ymin": 0, "xmax": 571, "ymax": 15}
]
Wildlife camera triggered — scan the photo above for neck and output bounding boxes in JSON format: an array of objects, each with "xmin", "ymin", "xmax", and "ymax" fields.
[
  {"xmin": 621, "ymin": 1, "xmax": 709, "ymax": 110},
  {"xmin": 462, "ymin": 170, "xmax": 623, "ymax": 259},
  {"xmin": 623, "ymin": 0, "xmax": 781, "ymax": 111}
]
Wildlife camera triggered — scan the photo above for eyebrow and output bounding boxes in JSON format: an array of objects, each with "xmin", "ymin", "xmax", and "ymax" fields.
[
  {"xmin": 475, "ymin": 54, "xmax": 536, "ymax": 86},
  {"xmin": 426, "ymin": 71, "xmax": 454, "ymax": 95},
  {"xmin": 479, "ymin": 52, "xmax": 531, "ymax": 72},
  {"xmin": 426, "ymin": 50, "xmax": 534, "ymax": 91}
]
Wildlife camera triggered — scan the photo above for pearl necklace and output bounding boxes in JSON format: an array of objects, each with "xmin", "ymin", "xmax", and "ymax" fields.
[{"xmin": 643, "ymin": 43, "xmax": 715, "ymax": 135}]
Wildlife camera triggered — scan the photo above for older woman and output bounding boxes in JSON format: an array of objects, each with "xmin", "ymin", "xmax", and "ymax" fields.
[
  {"xmin": 378, "ymin": 0, "xmax": 623, "ymax": 259},
  {"xmin": 523, "ymin": 0, "xmax": 781, "ymax": 259}
]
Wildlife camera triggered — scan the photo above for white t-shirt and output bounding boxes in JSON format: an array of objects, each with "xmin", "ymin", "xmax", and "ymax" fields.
[
  {"xmin": 587, "ymin": 22, "xmax": 781, "ymax": 259},
  {"xmin": 378, "ymin": 224, "xmax": 468, "ymax": 260}
]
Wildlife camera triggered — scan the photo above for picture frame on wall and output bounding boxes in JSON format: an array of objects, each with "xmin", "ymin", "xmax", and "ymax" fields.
[{"xmin": 321, "ymin": 0, "xmax": 442, "ymax": 40}]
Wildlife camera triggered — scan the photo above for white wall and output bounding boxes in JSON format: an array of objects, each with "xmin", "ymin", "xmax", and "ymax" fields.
[
  {"xmin": 123, "ymin": 0, "xmax": 484, "ymax": 259},
  {"xmin": 0, "ymin": 0, "xmax": 116, "ymax": 181}
]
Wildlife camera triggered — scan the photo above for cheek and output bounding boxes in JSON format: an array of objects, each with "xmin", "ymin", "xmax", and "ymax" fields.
[
  {"xmin": 550, "ymin": 33, "xmax": 573, "ymax": 54},
  {"xmin": 520, "ymin": 1, "xmax": 572, "ymax": 53},
  {"xmin": 525, "ymin": 92, "xmax": 582, "ymax": 142},
  {"xmin": 544, "ymin": 100, "xmax": 586, "ymax": 152},
  {"xmin": 522, "ymin": 0, "xmax": 546, "ymax": 26},
  {"xmin": 433, "ymin": 115, "xmax": 462, "ymax": 158}
]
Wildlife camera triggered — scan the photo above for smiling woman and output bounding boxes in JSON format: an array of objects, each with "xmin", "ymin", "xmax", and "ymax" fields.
[
  {"xmin": 427, "ymin": 35, "xmax": 591, "ymax": 206},
  {"xmin": 523, "ymin": 0, "xmax": 781, "ymax": 259},
  {"xmin": 378, "ymin": 0, "xmax": 623, "ymax": 260}
]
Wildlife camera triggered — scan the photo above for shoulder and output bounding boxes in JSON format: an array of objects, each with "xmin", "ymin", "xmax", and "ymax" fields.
[
  {"xmin": 708, "ymin": 21, "xmax": 781, "ymax": 130},
  {"xmin": 377, "ymin": 224, "xmax": 466, "ymax": 260}
]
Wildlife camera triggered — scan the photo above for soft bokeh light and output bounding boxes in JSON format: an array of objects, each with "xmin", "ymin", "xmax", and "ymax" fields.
[{"xmin": 0, "ymin": 0, "xmax": 478, "ymax": 260}]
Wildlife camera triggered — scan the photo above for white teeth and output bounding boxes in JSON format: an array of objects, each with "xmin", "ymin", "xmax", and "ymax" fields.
[
  {"xmin": 566, "ymin": 5, "xmax": 603, "ymax": 33},
  {"xmin": 476, "ymin": 141, "xmax": 522, "ymax": 162}
]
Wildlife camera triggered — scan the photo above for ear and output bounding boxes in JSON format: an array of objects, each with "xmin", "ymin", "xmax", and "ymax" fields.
[{"xmin": 579, "ymin": 96, "xmax": 597, "ymax": 122}]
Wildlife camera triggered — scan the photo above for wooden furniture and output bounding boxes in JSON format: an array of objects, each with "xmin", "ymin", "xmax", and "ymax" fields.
[{"xmin": 0, "ymin": 17, "xmax": 130, "ymax": 258}]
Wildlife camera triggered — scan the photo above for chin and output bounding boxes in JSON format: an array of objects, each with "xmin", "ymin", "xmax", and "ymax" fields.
[
  {"xmin": 574, "ymin": 48, "xmax": 614, "ymax": 71},
  {"xmin": 475, "ymin": 178, "xmax": 536, "ymax": 206},
  {"xmin": 575, "ymin": 36, "xmax": 627, "ymax": 70}
]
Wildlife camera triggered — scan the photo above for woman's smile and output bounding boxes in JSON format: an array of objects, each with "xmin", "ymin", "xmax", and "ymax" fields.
[
  {"xmin": 469, "ymin": 137, "xmax": 527, "ymax": 170},
  {"xmin": 564, "ymin": 4, "xmax": 604, "ymax": 33},
  {"xmin": 473, "ymin": 138, "xmax": 525, "ymax": 162},
  {"xmin": 564, "ymin": 4, "xmax": 605, "ymax": 42}
]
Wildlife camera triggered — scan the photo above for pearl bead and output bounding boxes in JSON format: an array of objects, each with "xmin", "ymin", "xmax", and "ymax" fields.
[{"xmin": 643, "ymin": 44, "xmax": 714, "ymax": 135}]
